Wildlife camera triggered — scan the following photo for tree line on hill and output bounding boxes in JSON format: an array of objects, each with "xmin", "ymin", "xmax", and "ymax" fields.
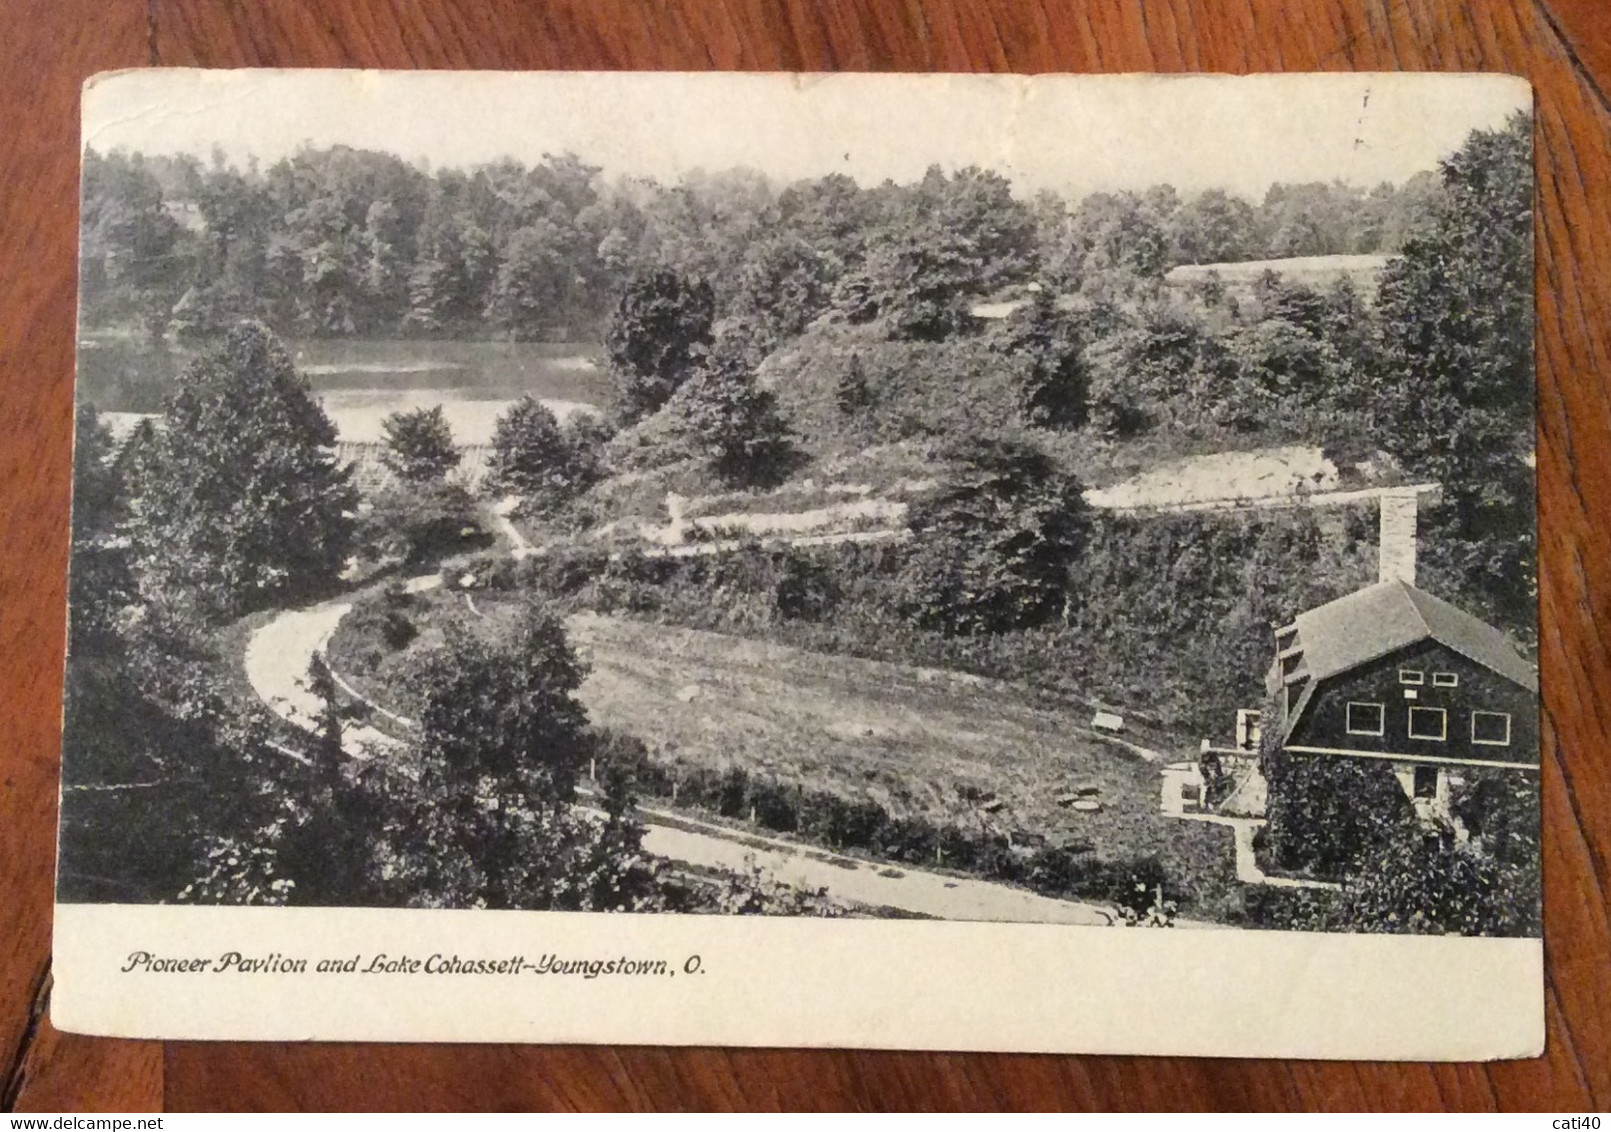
[
  {"xmin": 80, "ymin": 142, "xmax": 1439, "ymax": 345},
  {"xmin": 591, "ymin": 114, "xmax": 1535, "ymax": 643}
]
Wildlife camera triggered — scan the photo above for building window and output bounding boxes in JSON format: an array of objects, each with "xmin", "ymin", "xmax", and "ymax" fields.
[
  {"xmin": 1399, "ymin": 669, "xmax": 1424, "ymax": 685},
  {"xmin": 1412, "ymin": 765, "xmax": 1440, "ymax": 799},
  {"xmin": 1346, "ymin": 702, "xmax": 1385, "ymax": 736},
  {"xmin": 1235, "ymin": 708, "xmax": 1262, "ymax": 752},
  {"xmin": 1433, "ymin": 672, "xmax": 1459, "ymax": 688},
  {"xmin": 1472, "ymin": 711, "xmax": 1512, "ymax": 746},
  {"xmin": 1408, "ymin": 706, "xmax": 1447, "ymax": 741}
]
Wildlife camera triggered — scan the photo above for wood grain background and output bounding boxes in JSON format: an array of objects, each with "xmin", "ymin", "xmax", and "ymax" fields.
[{"xmin": 2, "ymin": 0, "xmax": 1607, "ymax": 1112}]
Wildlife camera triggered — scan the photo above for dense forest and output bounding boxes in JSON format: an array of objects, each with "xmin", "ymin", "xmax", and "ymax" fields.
[{"xmin": 80, "ymin": 144, "xmax": 1439, "ymax": 344}]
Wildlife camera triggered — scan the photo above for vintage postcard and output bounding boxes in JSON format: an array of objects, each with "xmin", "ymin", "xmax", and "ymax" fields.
[{"xmin": 54, "ymin": 69, "xmax": 1541, "ymax": 1056}]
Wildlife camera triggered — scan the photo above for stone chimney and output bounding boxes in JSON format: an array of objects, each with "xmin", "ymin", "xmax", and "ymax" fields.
[{"xmin": 1378, "ymin": 489, "xmax": 1419, "ymax": 586}]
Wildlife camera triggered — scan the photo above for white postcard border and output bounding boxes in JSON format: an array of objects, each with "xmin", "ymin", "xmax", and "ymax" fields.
[{"xmin": 54, "ymin": 904, "xmax": 1542, "ymax": 1058}]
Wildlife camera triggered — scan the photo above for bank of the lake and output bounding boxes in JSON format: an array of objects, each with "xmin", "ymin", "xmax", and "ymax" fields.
[{"xmin": 78, "ymin": 335, "xmax": 610, "ymax": 444}]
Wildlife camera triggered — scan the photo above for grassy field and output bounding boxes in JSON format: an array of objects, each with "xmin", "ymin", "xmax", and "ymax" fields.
[{"xmin": 326, "ymin": 585, "xmax": 1240, "ymax": 919}]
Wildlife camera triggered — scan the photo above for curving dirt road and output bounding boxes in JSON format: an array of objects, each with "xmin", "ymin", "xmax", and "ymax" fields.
[{"xmin": 241, "ymin": 577, "xmax": 1133, "ymax": 925}]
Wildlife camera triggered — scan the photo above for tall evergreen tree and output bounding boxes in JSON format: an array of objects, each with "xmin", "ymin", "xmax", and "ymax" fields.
[
  {"xmin": 903, "ymin": 435, "xmax": 1089, "ymax": 635},
  {"xmin": 993, "ymin": 292, "xmax": 1088, "ymax": 429},
  {"xmin": 668, "ymin": 350, "xmax": 795, "ymax": 486},
  {"xmin": 124, "ymin": 322, "xmax": 357, "ymax": 620}
]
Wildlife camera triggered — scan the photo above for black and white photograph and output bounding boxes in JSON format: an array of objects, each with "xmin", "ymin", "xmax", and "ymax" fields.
[{"xmin": 58, "ymin": 69, "xmax": 1538, "ymax": 960}]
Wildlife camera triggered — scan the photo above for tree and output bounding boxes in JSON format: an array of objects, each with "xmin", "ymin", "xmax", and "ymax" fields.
[
  {"xmin": 605, "ymin": 267, "xmax": 715, "ymax": 423},
  {"xmin": 1371, "ymin": 113, "xmax": 1534, "ymax": 632},
  {"xmin": 68, "ymin": 404, "xmax": 134, "ymax": 653},
  {"xmin": 726, "ymin": 233, "xmax": 834, "ymax": 353},
  {"xmin": 1083, "ymin": 302, "xmax": 1218, "ymax": 437},
  {"xmin": 1258, "ymin": 181, "xmax": 1364, "ymax": 258},
  {"xmin": 1056, "ymin": 189, "xmax": 1174, "ymax": 287},
  {"xmin": 835, "ymin": 353, "xmax": 874, "ymax": 416},
  {"xmin": 1451, "ymin": 768, "xmax": 1540, "ymax": 871},
  {"xmin": 276, "ymin": 191, "xmax": 360, "ymax": 335},
  {"xmin": 858, "ymin": 218, "xmax": 982, "ymax": 341},
  {"xmin": 559, "ymin": 412, "xmax": 614, "ymax": 491},
  {"xmin": 667, "ymin": 350, "xmax": 796, "ymax": 486},
  {"xmin": 1229, "ymin": 312, "xmax": 1339, "ymax": 400},
  {"xmin": 360, "ymin": 199, "xmax": 411, "ymax": 329},
  {"xmin": 486, "ymin": 395, "xmax": 576, "ymax": 505},
  {"xmin": 992, "ymin": 292, "xmax": 1088, "ymax": 429},
  {"xmin": 400, "ymin": 601, "xmax": 657, "ymax": 910},
  {"xmin": 380, "ymin": 404, "xmax": 461, "ymax": 483},
  {"xmin": 919, "ymin": 165, "xmax": 1039, "ymax": 295},
  {"xmin": 79, "ymin": 150, "xmax": 186, "ymax": 339},
  {"xmin": 486, "ymin": 220, "xmax": 569, "ymax": 339},
  {"xmin": 60, "ymin": 533, "xmax": 290, "ymax": 904},
  {"xmin": 123, "ymin": 322, "xmax": 357, "ymax": 620},
  {"xmin": 852, "ymin": 165, "xmax": 1037, "ymax": 341},
  {"xmin": 1258, "ymin": 737, "xmax": 1539, "ymax": 936},
  {"xmin": 1337, "ymin": 822, "xmax": 1539, "ymax": 936},
  {"xmin": 275, "ymin": 655, "xmax": 384, "ymax": 905},
  {"xmin": 903, "ymin": 435, "xmax": 1088, "ymax": 635},
  {"xmin": 1168, "ymin": 189, "xmax": 1258, "ymax": 265},
  {"xmin": 405, "ymin": 182, "xmax": 495, "ymax": 334}
]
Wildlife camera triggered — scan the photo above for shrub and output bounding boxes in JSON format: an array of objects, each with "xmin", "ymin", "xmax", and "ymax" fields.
[
  {"xmin": 361, "ymin": 481, "xmax": 487, "ymax": 567},
  {"xmin": 771, "ymin": 552, "xmax": 840, "ymax": 622},
  {"xmin": 487, "ymin": 396, "xmax": 579, "ymax": 508},
  {"xmin": 902, "ymin": 434, "xmax": 1088, "ymax": 636},
  {"xmin": 380, "ymin": 405, "xmax": 461, "ymax": 483},
  {"xmin": 380, "ymin": 610, "xmax": 418, "ymax": 650}
]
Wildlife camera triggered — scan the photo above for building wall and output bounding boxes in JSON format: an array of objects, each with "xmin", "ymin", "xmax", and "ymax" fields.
[{"xmin": 1286, "ymin": 640, "xmax": 1538, "ymax": 769}]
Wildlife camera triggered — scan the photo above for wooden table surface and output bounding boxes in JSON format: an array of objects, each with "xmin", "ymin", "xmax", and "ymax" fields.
[{"xmin": 3, "ymin": 0, "xmax": 1608, "ymax": 1112}]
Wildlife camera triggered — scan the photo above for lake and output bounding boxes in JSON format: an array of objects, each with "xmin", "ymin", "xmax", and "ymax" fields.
[{"xmin": 78, "ymin": 336, "xmax": 610, "ymax": 445}]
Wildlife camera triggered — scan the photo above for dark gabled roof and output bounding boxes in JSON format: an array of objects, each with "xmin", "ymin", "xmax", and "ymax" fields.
[
  {"xmin": 1293, "ymin": 580, "xmax": 1537, "ymax": 691},
  {"xmin": 1275, "ymin": 580, "xmax": 1538, "ymax": 740},
  {"xmin": 1398, "ymin": 585, "xmax": 1540, "ymax": 692}
]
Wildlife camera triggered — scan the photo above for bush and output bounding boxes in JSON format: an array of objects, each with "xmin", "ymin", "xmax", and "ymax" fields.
[
  {"xmin": 771, "ymin": 552, "xmax": 840, "ymax": 622},
  {"xmin": 1261, "ymin": 744, "xmax": 1411, "ymax": 880},
  {"xmin": 902, "ymin": 434, "xmax": 1088, "ymax": 636},
  {"xmin": 380, "ymin": 610, "xmax": 418, "ymax": 650},
  {"xmin": 487, "ymin": 396, "xmax": 584, "ymax": 508},
  {"xmin": 361, "ymin": 482, "xmax": 488, "ymax": 567},
  {"xmin": 380, "ymin": 405, "xmax": 461, "ymax": 483}
]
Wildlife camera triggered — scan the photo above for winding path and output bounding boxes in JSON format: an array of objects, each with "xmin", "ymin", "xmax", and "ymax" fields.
[{"xmin": 241, "ymin": 575, "xmax": 1131, "ymax": 925}]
